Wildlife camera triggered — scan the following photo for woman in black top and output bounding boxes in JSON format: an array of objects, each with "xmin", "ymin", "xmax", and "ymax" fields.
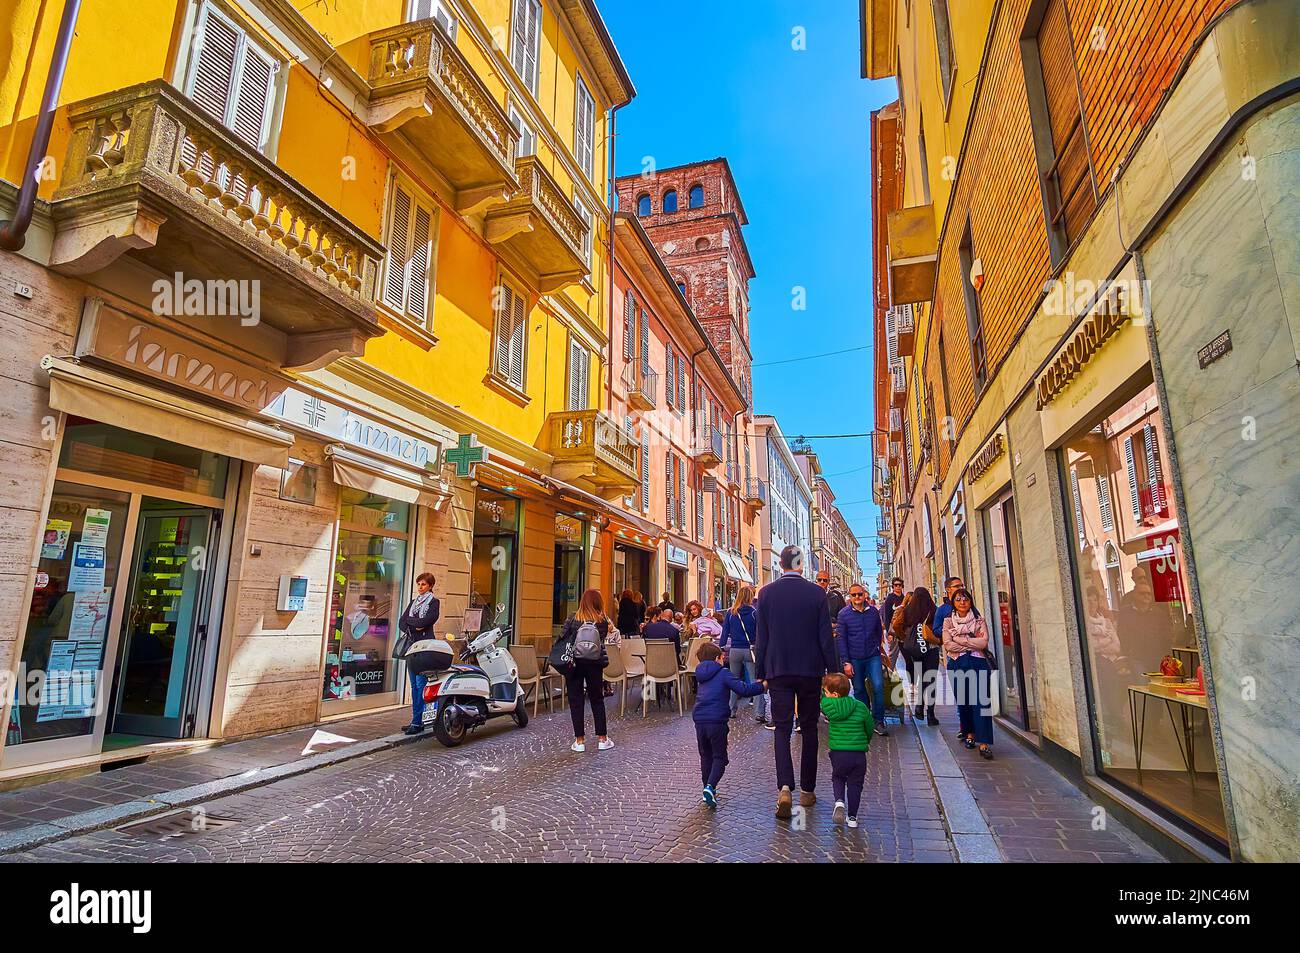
[
  {"xmin": 616, "ymin": 589, "xmax": 640, "ymax": 636},
  {"xmin": 399, "ymin": 572, "xmax": 440, "ymax": 735},
  {"xmin": 560, "ymin": 588, "xmax": 613, "ymax": 752},
  {"xmin": 899, "ymin": 587, "xmax": 940, "ymax": 725}
]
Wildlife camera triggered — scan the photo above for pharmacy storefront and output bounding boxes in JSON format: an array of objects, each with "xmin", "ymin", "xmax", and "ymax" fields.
[{"xmin": 5, "ymin": 301, "xmax": 291, "ymax": 770}]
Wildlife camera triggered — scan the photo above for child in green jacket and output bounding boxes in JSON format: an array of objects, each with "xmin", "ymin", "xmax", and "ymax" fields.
[{"xmin": 820, "ymin": 672, "xmax": 874, "ymax": 828}]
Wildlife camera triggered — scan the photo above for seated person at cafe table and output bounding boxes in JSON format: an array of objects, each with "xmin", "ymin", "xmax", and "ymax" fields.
[{"xmin": 644, "ymin": 606, "xmax": 682, "ymax": 656}]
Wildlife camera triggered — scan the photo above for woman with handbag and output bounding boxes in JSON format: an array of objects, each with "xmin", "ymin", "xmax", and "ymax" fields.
[
  {"xmin": 398, "ymin": 572, "xmax": 440, "ymax": 736},
  {"xmin": 897, "ymin": 587, "xmax": 940, "ymax": 725},
  {"xmin": 722, "ymin": 586, "xmax": 763, "ymax": 722},
  {"xmin": 555, "ymin": 588, "xmax": 613, "ymax": 753},
  {"xmin": 943, "ymin": 588, "xmax": 995, "ymax": 759}
]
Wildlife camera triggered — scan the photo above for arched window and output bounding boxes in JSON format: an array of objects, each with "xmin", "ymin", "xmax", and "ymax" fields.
[
  {"xmin": 688, "ymin": 184, "xmax": 704, "ymax": 208},
  {"xmin": 663, "ymin": 189, "xmax": 678, "ymax": 213},
  {"xmin": 637, "ymin": 194, "xmax": 651, "ymax": 217}
]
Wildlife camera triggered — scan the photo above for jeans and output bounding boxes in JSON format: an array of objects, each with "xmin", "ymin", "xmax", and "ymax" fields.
[
  {"xmin": 953, "ymin": 653, "xmax": 994, "ymax": 745},
  {"xmin": 696, "ymin": 721, "xmax": 730, "ymax": 788},
  {"xmin": 727, "ymin": 647, "xmax": 760, "ymax": 716},
  {"xmin": 829, "ymin": 749, "xmax": 866, "ymax": 817},
  {"xmin": 565, "ymin": 662, "xmax": 607, "ymax": 739},
  {"xmin": 768, "ymin": 675, "xmax": 822, "ymax": 792},
  {"xmin": 948, "ymin": 657, "xmax": 973, "ymax": 737},
  {"xmin": 408, "ymin": 666, "xmax": 426, "ymax": 726},
  {"xmin": 850, "ymin": 654, "xmax": 885, "ymax": 725}
]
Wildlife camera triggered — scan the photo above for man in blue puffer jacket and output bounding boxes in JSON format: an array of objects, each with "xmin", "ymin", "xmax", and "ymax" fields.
[
  {"xmin": 835, "ymin": 584, "xmax": 888, "ymax": 735},
  {"xmin": 693, "ymin": 642, "xmax": 765, "ymax": 807}
]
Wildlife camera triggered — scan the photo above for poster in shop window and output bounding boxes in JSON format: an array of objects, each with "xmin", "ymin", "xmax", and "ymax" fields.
[
  {"xmin": 67, "ymin": 543, "xmax": 106, "ymax": 592},
  {"xmin": 41, "ymin": 518, "xmax": 72, "ymax": 560},
  {"xmin": 80, "ymin": 508, "xmax": 112, "ymax": 547},
  {"xmin": 1145, "ymin": 529, "xmax": 1183, "ymax": 603}
]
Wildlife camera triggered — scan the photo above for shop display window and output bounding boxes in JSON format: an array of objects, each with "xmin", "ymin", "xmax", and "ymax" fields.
[{"xmin": 1062, "ymin": 379, "xmax": 1226, "ymax": 845}]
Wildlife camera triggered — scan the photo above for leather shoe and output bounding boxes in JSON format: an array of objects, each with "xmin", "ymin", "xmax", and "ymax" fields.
[
  {"xmin": 799, "ymin": 789, "xmax": 817, "ymax": 807},
  {"xmin": 775, "ymin": 786, "xmax": 793, "ymax": 819}
]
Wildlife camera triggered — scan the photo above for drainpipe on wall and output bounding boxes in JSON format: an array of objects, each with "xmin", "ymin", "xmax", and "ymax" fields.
[{"xmin": 0, "ymin": 0, "xmax": 83, "ymax": 252}]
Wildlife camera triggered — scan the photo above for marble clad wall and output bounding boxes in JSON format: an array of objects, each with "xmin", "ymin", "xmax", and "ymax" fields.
[
  {"xmin": 1007, "ymin": 394, "xmax": 1082, "ymax": 755},
  {"xmin": 1141, "ymin": 97, "xmax": 1300, "ymax": 862}
]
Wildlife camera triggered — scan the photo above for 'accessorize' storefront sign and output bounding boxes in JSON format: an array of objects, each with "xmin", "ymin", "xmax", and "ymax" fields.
[
  {"xmin": 966, "ymin": 433, "xmax": 1005, "ymax": 485},
  {"xmin": 1036, "ymin": 284, "xmax": 1129, "ymax": 409}
]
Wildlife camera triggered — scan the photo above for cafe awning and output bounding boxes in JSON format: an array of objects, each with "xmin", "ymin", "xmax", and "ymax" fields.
[
  {"xmin": 714, "ymin": 548, "xmax": 754, "ymax": 586},
  {"xmin": 326, "ymin": 443, "xmax": 452, "ymax": 509},
  {"xmin": 42, "ymin": 355, "xmax": 294, "ymax": 467}
]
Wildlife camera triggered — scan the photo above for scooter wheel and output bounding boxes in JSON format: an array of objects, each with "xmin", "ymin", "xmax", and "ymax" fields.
[{"xmin": 432, "ymin": 703, "xmax": 466, "ymax": 747}]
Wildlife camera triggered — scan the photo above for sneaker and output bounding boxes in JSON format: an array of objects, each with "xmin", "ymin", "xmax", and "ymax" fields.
[
  {"xmin": 875, "ymin": 726, "xmax": 889, "ymax": 737},
  {"xmin": 755, "ymin": 715, "xmax": 767, "ymax": 724},
  {"xmin": 702, "ymin": 784, "xmax": 717, "ymax": 807},
  {"xmin": 794, "ymin": 725, "xmax": 802, "ymax": 734},
  {"xmin": 799, "ymin": 789, "xmax": 817, "ymax": 808},
  {"xmin": 833, "ymin": 801, "xmax": 846, "ymax": 823},
  {"xmin": 914, "ymin": 705, "xmax": 925, "ymax": 719},
  {"xmin": 402, "ymin": 723, "xmax": 424, "ymax": 735},
  {"xmin": 927, "ymin": 713, "xmax": 940, "ymax": 726},
  {"xmin": 598, "ymin": 738, "xmax": 614, "ymax": 751},
  {"xmin": 570, "ymin": 740, "xmax": 585, "ymax": 753},
  {"xmin": 847, "ymin": 816, "xmax": 859, "ymax": 829},
  {"xmin": 763, "ymin": 722, "xmax": 776, "ymax": 731},
  {"xmin": 775, "ymin": 786, "xmax": 793, "ymax": 819}
]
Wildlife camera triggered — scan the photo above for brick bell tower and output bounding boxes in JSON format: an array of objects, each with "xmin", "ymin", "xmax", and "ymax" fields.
[{"xmin": 615, "ymin": 158, "xmax": 755, "ymax": 408}]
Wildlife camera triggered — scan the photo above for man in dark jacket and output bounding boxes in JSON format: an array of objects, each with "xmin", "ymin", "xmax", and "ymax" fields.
[
  {"xmin": 816, "ymin": 570, "xmax": 848, "ymax": 664},
  {"xmin": 692, "ymin": 642, "xmax": 764, "ymax": 806},
  {"xmin": 755, "ymin": 545, "xmax": 838, "ymax": 819},
  {"xmin": 880, "ymin": 577, "xmax": 905, "ymax": 669},
  {"xmin": 837, "ymin": 584, "xmax": 887, "ymax": 735},
  {"xmin": 643, "ymin": 607, "xmax": 681, "ymax": 656}
]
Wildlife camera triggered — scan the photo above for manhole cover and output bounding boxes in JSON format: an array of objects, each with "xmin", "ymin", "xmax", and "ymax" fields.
[{"xmin": 117, "ymin": 810, "xmax": 239, "ymax": 841}]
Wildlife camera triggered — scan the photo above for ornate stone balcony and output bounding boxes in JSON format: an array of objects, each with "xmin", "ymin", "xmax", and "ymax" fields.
[
  {"xmin": 545, "ymin": 410, "xmax": 639, "ymax": 499},
  {"xmin": 366, "ymin": 19, "xmax": 518, "ymax": 214},
  {"xmin": 485, "ymin": 156, "xmax": 589, "ymax": 293},
  {"xmin": 49, "ymin": 82, "xmax": 384, "ymax": 370}
]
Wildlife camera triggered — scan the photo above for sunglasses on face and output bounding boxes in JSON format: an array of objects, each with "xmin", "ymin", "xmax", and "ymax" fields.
[{"xmin": 850, "ymin": 593, "xmax": 865, "ymax": 599}]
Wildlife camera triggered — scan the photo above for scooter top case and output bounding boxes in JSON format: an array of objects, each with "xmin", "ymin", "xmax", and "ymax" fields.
[{"xmin": 406, "ymin": 639, "xmax": 454, "ymax": 676}]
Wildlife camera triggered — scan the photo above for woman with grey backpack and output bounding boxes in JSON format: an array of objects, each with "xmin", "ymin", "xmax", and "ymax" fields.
[{"xmin": 555, "ymin": 588, "xmax": 613, "ymax": 752}]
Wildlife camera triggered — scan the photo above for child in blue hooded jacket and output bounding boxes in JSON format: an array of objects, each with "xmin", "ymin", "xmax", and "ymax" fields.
[{"xmin": 692, "ymin": 641, "xmax": 765, "ymax": 807}]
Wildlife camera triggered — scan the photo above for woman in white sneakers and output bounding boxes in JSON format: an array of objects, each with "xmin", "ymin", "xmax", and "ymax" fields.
[{"xmin": 557, "ymin": 588, "xmax": 613, "ymax": 752}]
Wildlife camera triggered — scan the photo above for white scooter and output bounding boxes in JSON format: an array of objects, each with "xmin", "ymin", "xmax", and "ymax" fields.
[{"xmin": 405, "ymin": 612, "xmax": 528, "ymax": 747}]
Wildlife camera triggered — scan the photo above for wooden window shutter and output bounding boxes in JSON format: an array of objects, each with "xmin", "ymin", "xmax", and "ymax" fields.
[
  {"xmin": 1036, "ymin": 0, "xmax": 1094, "ymax": 245},
  {"xmin": 1124, "ymin": 435, "xmax": 1141, "ymax": 522},
  {"xmin": 1069, "ymin": 468, "xmax": 1085, "ymax": 549},
  {"xmin": 677, "ymin": 354, "xmax": 686, "ymax": 411},
  {"xmin": 493, "ymin": 284, "xmax": 512, "ymax": 381},
  {"xmin": 575, "ymin": 75, "xmax": 595, "ymax": 176},
  {"xmin": 696, "ymin": 485, "xmax": 704, "ymax": 538},
  {"xmin": 639, "ymin": 308, "xmax": 650, "ymax": 377},
  {"xmin": 665, "ymin": 452, "xmax": 674, "ymax": 525},
  {"xmin": 384, "ymin": 185, "xmax": 412, "ymax": 312},
  {"xmin": 623, "ymin": 291, "xmax": 635, "ymax": 360},
  {"xmin": 1144, "ymin": 423, "xmax": 1166, "ymax": 513},
  {"xmin": 510, "ymin": 0, "xmax": 529, "ymax": 84},
  {"xmin": 508, "ymin": 288, "xmax": 526, "ymax": 389},
  {"xmin": 407, "ymin": 203, "xmax": 433, "ymax": 323},
  {"xmin": 231, "ymin": 41, "xmax": 276, "ymax": 151},
  {"xmin": 188, "ymin": 6, "xmax": 240, "ymax": 123},
  {"xmin": 568, "ymin": 339, "xmax": 587, "ymax": 411},
  {"xmin": 640, "ymin": 433, "xmax": 650, "ymax": 513},
  {"xmin": 1097, "ymin": 474, "xmax": 1115, "ymax": 533}
]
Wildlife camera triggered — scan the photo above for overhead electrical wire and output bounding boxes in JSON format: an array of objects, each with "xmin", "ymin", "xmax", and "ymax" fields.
[{"xmin": 753, "ymin": 345, "xmax": 872, "ymax": 368}]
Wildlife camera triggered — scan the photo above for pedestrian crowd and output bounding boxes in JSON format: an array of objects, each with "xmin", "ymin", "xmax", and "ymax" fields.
[{"xmin": 397, "ymin": 545, "xmax": 998, "ymax": 830}]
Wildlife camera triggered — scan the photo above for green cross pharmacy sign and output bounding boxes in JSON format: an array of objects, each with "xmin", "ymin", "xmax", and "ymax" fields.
[{"xmin": 445, "ymin": 433, "xmax": 486, "ymax": 478}]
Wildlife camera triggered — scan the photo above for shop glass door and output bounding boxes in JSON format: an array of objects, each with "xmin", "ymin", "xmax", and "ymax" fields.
[
  {"xmin": 11, "ymin": 484, "xmax": 131, "ymax": 752},
  {"xmin": 470, "ymin": 489, "xmax": 519, "ymax": 638},
  {"xmin": 984, "ymin": 493, "xmax": 1036, "ymax": 731},
  {"xmin": 111, "ymin": 503, "xmax": 214, "ymax": 738},
  {"xmin": 552, "ymin": 514, "xmax": 586, "ymax": 634}
]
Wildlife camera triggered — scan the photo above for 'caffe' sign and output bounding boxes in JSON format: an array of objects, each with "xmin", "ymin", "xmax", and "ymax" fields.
[{"xmin": 1036, "ymin": 284, "xmax": 1129, "ymax": 409}]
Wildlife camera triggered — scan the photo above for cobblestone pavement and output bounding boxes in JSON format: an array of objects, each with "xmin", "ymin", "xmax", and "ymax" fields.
[
  {"xmin": 0, "ymin": 707, "xmax": 411, "ymax": 833},
  {"xmin": 3, "ymin": 699, "xmax": 954, "ymax": 863},
  {"xmin": 933, "ymin": 709, "xmax": 1164, "ymax": 862}
]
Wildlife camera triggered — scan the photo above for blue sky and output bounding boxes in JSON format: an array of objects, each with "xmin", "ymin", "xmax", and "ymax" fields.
[{"xmin": 602, "ymin": 0, "xmax": 897, "ymax": 578}]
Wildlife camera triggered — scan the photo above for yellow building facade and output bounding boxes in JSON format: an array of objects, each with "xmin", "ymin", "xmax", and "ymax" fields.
[{"xmin": 0, "ymin": 0, "xmax": 633, "ymax": 779}]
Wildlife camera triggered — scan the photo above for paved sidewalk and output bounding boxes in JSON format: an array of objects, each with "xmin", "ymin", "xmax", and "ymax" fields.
[
  {"xmin": 0, "ymin": 706, "xmax": 416, "ymax": 841},
  {"xmin": 930, "ymin": 705, "xmax": 1164, "ymax": 862}
]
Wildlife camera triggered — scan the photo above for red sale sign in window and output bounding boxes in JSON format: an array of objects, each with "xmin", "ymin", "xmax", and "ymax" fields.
[{"xmin": 1145, "ymin": 530, "xmax": 1184, "ymax": 603}]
